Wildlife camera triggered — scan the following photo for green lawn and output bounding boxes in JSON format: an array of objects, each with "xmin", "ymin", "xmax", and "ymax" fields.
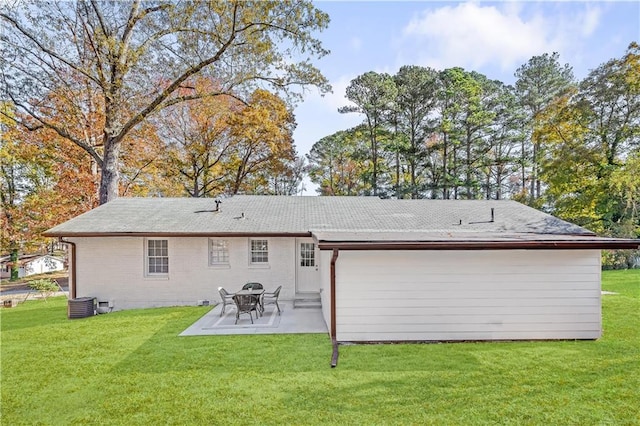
[{"xmin": 2, "ymin": 270, "xmax": 639, "ymax": 425}]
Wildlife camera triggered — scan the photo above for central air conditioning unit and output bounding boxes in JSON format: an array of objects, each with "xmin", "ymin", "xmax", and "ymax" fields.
[{"xmin": 68, "ymin": 297, "xmax": 96, "ymax": 319}]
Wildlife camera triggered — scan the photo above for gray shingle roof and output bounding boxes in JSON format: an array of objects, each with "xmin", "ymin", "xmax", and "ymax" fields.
[{"xmin": 45, "ymin": 195, "xmax": 594, "ymax": 237}]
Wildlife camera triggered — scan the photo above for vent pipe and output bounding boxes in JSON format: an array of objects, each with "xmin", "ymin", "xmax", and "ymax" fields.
[{"xmin": 491, "ymin": 208, "xmax": 495, "ymax": 222}]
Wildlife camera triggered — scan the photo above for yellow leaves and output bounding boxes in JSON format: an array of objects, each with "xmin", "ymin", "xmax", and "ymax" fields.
[
  {"xmin": 622, "ymin": 42, "xmax": 640, "ymax": 93},
  {"xmin": 610, "ymin": 152, "xmax": 640, "ymax": 212},
  {"xmin": 221, "ymin": 89, "xmax": 298, "ymax": 194},
  {"xmin": 229, "ymin": 89, "xmax": 295, "ymax": 159},
  {"xmin": 155, "ymin": 81, "xmax": 298, "ymax": 196}
]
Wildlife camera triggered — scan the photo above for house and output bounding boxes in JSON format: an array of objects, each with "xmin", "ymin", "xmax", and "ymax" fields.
[
  {"xmin": 0, "ymin": 254, "xmax": 65, "ymax": 279},
  {"xmin": 44, "ymin": 196, "xmax": 638, "ymax": 346}
]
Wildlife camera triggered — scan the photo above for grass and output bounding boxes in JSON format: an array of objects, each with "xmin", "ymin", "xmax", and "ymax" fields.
[{"xmin": 1, "ymin": 270, "xmax": 639, "ymax": 425}]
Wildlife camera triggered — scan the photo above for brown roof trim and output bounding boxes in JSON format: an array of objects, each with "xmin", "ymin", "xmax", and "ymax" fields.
[
  {"xmin": 43, "ymin": 231, "xmax": 312, "ymax": 238},
  {"xmin": 317, "ymin": 239, "xmax": 640, "ymax": 250}
]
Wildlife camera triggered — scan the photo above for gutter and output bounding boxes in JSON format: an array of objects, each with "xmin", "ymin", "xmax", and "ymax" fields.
[
  {"xmin": 59, "ymin": 237, "xmax": 76, "ymax": 299},
  {"xmin": 330, "ymin": 248, "xmax": 339, "ymax": 368}
]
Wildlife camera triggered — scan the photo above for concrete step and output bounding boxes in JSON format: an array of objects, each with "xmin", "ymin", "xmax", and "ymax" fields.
[{"xmin": 294, "ymin": 294, "xmax": 321, "ymax": 309}]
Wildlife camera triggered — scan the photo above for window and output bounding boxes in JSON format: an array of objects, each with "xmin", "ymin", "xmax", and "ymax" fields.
[
  {"xmin": 146, "ymin": 239, "xmax": 168, "ymax": 275},
  {"xmin": 209, "ymin": 239, "xmax": 229, "ymax": 266},
  {"xmin": 300, "ymin": 242, "xmax": 315, "ymax": 267},
  {"xmin": 250, "ymin": 239, "xmax": 269, "ymax": 264}
]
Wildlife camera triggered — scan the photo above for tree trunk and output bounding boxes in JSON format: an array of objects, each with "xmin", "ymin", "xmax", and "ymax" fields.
[
  {"xmin": 371, "ymin": 135, "xmax": 378, "ymax": 196},
  {"xmin": 98, "ymin": 138, "xmax": 122, "ymax": 204},
  {"xmin": 465, "ymin": 132, "xmax": 472, "ymax": 199},
  {"xmin": 394, "ymin": 121, "xmax": 401, "ymax": 199},
  {"xmin": 410, "ymin": 125, "xmax": 417, "ymax": 199},
  {"xmin": 442, "ymin": 131, "xmax": 449, "ymax": 199},
  {"xmin": 10, "ymin": 248, "xmax": 19, "ymax": 281},
  {"xmin": 520, "ymin": 139, "xmax": 526, "ymax": 195},
  {"xmin": 395, "ymin": 149, "xmax": 400, "ymax": 198},
  {"xmin": 530, "ymin": 140, "xmax": 537, "ymax": 202}
]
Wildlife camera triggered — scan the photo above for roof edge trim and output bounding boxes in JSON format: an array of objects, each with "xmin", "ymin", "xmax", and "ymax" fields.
[
  {"xmin": 43, "ymin": 231, "xmax": 313, "ymax": 238},
  {"xmin": 316, "ymin": 240, "xmax": 640, "ymax": 250}
]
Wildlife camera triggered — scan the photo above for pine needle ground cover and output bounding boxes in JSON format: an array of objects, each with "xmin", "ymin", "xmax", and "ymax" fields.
[{"xmin": 1, "ymin": 270, "xmax": 638, "ymax": 425}]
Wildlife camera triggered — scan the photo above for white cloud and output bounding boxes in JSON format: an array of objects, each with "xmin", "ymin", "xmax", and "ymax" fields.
[
  {"xmin": 580, "ymin": 6, "xmax": 602, "ymax": 37},
  {"xmin": 399, "ymin": 2, "xmax": 560, "ymax": 73}
]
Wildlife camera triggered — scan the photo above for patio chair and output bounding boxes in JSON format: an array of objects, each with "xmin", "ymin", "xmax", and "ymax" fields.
[
  {"xmin": 218, "ymin": 287, "xmax": 235, "ymax": 316},
  {"xmin": 242, "ymin": 282, "xmax": 263, "ymax": 290},
  {"xmin": 232, "ymin": 294, "xmax": 260, "ymax": 324},
  {"xmin": 261, "ymin": 285, "xmax": 282, "ymax": 315}
]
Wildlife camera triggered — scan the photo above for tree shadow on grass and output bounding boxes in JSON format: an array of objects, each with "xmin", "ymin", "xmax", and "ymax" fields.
[
  {"xmin": 111, "ymin": 320, "xmax": 334, "ymax": 375},
  {"xmin": 111, "ymin": 317, "xmax": 482, "ymax": 376}
]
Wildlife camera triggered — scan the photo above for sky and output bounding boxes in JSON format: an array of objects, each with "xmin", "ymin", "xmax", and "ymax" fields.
[{"xmin": 292, "ymin": 0, "xmax": 640, "ymax": 194}]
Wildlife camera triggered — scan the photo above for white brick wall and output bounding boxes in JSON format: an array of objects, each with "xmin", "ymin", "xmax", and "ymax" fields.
[{"xmin": 71, "ymin": 236, "xmax": 297, "ymax": 310}]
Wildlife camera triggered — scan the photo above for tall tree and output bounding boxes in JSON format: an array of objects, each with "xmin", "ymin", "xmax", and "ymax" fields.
[
  {"xmin": 539, "ymin": 43, "xmax": 640, "ymax": 249},
  {"xmin": 1, "ymin": 103, "xmax": 97, "ymax": 279},
  {"xmin": 482, "ymin": 83, "xmax": 525, "ymax": 200},
  {"xmin": 457, "ymin": 71, "xmax": 499, "ymax": 199},
  {"xmin": 158, "ymin": 79, "xmax": 240, "ymax": 197},
  {"xmin": 577, "ymin": 42, "xmax": 640, "ymax": 167},
  {"xmin": 435, "ymin": 67, "xmax": 468, "ymax": 199},
  {"xmin": 339, "ymin": 72, "xmax": 397, "ymax": 196},
  {"xmin": 515, "ymin": 52, "xmax": 574, "ymax": 202},
  {"xmin": 307, "ymin": 128, "xmax": 370, "ymax": 196},
  {"xmin": 537, "ymin": 89, "xmax": 605, "ymax": 229},
  {"xmin": 393, "ymin": 65, "xmax": 439, "ymax": 198},
  {"xmin": 260, "ymin": 156, "xmax": 307, "ymax": 196},
  {"xmin": 224, "ymin": 89, "xmax": 298, "ymax": 195},
  {"xmin": 1, "ymin": 0, "xmax": 330, "ymax": 204},
  {"xmin": 120, "ymin": 120, "xmax": 183, "ymax": 197}
]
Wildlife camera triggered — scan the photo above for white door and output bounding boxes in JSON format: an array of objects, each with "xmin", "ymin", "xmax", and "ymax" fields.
[{"xmin": 295, "ymin": 238, "xmax": 320, "ymax": 293}]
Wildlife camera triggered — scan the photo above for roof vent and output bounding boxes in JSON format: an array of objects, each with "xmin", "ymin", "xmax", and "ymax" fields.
[{"xmin": 214, "ymin": 199, "xmax": 222, "ymax": 212}]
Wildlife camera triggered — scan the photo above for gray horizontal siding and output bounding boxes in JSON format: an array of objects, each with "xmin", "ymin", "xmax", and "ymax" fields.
[{"xmin": 335, "ymin": 250, "xmax": 601, "ymax": 342}]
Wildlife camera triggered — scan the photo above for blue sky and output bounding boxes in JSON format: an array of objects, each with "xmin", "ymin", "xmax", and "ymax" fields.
[{"xmin": 292, "ymin": 1, "xmax": 640, "ymax": 194}]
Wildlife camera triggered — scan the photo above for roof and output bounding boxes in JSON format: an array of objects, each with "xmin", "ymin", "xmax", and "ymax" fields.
[
  {"xmin": 44, "ymin": 195, "xmax": 639, "ymax": 250},
  {"xmin": 0, "ymin": 254, "xmax": 64, "ymax": 264}
]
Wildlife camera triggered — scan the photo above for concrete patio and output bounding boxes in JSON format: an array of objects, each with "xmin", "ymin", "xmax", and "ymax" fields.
[{"xmin": 180, "ymin": 301, "xmax": 328, "ymax": 336}]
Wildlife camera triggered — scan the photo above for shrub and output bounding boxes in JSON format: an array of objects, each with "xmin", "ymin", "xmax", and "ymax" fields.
[
  {"xmin": 602, "ymin": 249, "xmax": 640, "ymax": 270},
  {"xmin": 28, "ymin": 279, "xmax": 59, "ymax": 301}
]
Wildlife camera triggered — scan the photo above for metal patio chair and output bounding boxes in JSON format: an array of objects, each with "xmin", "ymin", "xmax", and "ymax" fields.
[
  {"xmin": 241, "ymin": 282, "xmax": 265, "ymax": 315},
  {"xmin": 242, "ymin": 282, "xmax": 264, "ymax": 290},
  {"xmin": 262, "ymin": 285, "xmax": 282, "ymax": 315},
  {"xmin": 232, "ymin": 293, "xmax": 260, "ymax": 324},
  {"xmin": 218, "ymin": 287, "xmax": 235, "ymax": 316}
]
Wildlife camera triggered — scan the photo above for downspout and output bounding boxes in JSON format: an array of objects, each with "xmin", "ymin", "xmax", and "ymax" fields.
[
  {"xmin": 59, "ymin": 238, "xmax": 76, "ymax": 299},
  {"xmin": 330, "ymin": 248, "xmax": 339, "ymax": 367}
]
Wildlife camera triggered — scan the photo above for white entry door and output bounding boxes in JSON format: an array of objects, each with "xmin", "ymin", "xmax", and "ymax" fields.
[{"xmin": 295, "ymin": 238, "xmax": 320, "ymax": 293}]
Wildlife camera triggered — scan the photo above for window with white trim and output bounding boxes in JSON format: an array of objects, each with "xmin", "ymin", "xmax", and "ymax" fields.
[
  {"xmin": 146, "ymin": 239, "xmax": 168, "ymax": 275},
  {"xmin": 250, "ymin": 239, "xmax": 269, "ymax": 264},
  {"xmin": 209, "ymin": 239, "xmax": 229, "ymax": 266}
]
